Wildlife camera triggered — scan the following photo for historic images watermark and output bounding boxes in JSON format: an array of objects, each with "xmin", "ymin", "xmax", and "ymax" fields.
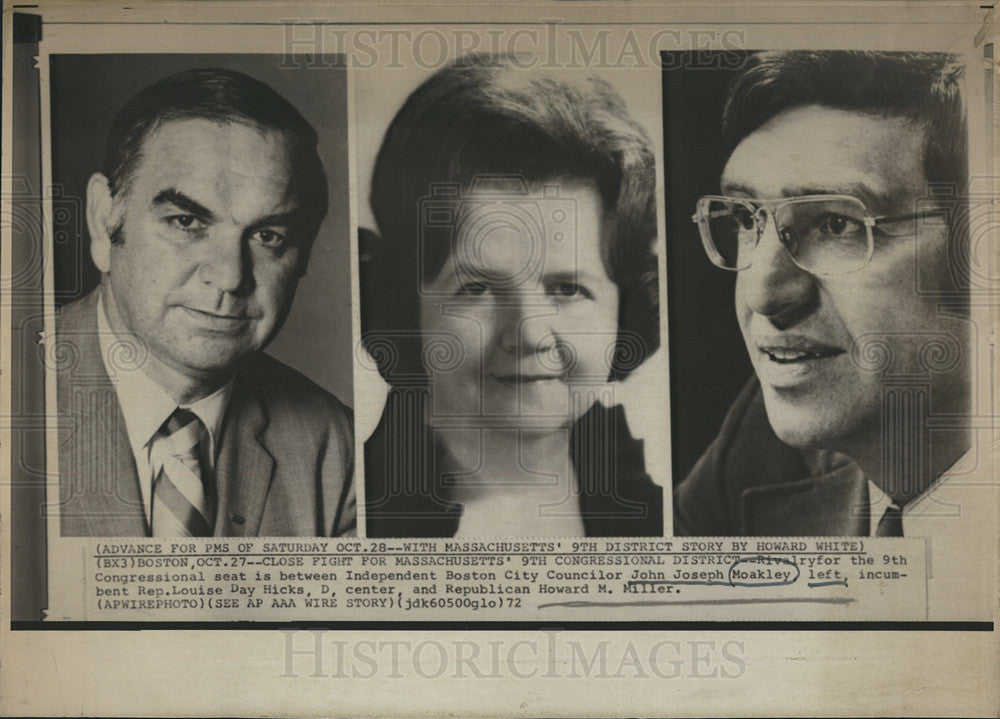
[
  {"xmin": 280, "ymin": 629, "xmax": 748, "ymax": 680},
  {"xmin": 279, "ymin": 20, "xmax": 747, "ymax": 71}
]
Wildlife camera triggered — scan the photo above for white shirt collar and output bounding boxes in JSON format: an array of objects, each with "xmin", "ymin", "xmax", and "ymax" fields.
[
  {"xmin": 866, "ymin": 479, "xmax": 900, "ymax": 537},
  {"xmin": 97, "ymin": 291, "xmax": 233, "ymax": 462},
  {"xmin": 866, "ymin": 447, "xmax": 974, "ymax": 530}
]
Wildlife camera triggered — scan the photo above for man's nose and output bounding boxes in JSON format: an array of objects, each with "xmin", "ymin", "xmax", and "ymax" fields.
[
  {"xmin": 197, "ymin": 230, "xmax": 251, "ymax": 294},
  {"xmin": 498, "ymin": 299, "xmax": 556, "ymax": 356},
  {"xmin": 738, "ymin": 214, "xmax": 817, "ymax": 321}
]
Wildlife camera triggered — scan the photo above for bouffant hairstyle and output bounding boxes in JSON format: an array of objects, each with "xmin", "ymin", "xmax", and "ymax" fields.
[{"xmin": 364, "ymin": 54, "xmax": 659, "ymax": 384}]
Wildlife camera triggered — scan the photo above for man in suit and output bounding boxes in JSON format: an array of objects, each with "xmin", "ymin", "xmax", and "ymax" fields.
[
  {"xmin": 674, "ymin": 52, "xmax": 982, "ymax": 544},
  {"xmin": 57, "ymin": 68, "xmax": 354, "ymax": 537}
]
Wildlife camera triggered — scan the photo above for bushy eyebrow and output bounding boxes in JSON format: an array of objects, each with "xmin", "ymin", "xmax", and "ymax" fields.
[
  {"xmin": 152, "ymin": 188, "xmax": 303, "ymax": 230},
  {"xmin": 718, "ymin": 181, "xmax": 754, "ymax": 198},
  {"xmin": 782, "ymin": 184, "xmax": 898, "ymax": 215},
  {"xmin": 718, "ymin": 180, "xmax": 898, "ymax": 215},
  {"xmin": 542, "ymin": 270, "xmax": 606, "ymax": 286},
  {"xmin": 249, "ymin": 211, "xmax": 299, "ymax": 230},
  {"xmin": 152, "ymin": 189, "xmax": 214, "ymax": 220}
]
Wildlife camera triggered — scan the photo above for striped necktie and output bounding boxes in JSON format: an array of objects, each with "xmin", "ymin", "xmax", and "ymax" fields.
[
  {"xmin": 875, "ymin": 503, "xmax": 904, "ymax": 537},
  {"xmin": 151, "ymin": 408, "xmax": 214, "ymax": 537}
]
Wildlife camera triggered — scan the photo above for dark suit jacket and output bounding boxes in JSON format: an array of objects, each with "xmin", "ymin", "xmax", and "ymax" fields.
[
  {"xmin": 673, "ymin": 378, "xmax": 868, "ymax": 536},
  {"xmin": 57, "ymin": 290, "xmax": 355, "ymax": 537},
  {"xmin": 365, "ymin": 388, "xmax": 664, "ymax": 537}
]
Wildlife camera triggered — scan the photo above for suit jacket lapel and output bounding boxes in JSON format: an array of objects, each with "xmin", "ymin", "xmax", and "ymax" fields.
[
  {"xmin": 719, "ymin": 379, "xmax": 870, "ymax": 537},
  {"xmin": 214, "ymin": 382, "xmax": 274, "ymax": 536},
  {"xmin": 740, "ymin": 462, "xmax": 870, "ymax": 536},
  {"xmin": 57, "ymin": 290, "xmax": 147, "ymax": 536},
  {"xmin": 73, "ymin": 399, "xmax": 148, "ymax": 536}
]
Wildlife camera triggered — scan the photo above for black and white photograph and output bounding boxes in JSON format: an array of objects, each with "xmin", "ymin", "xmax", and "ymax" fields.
[
  {"xmin": 3, "ymin": 4, "xmax": 998, "ymax": 717},
  {"xmin": 664, "ymin": 49, "xmax": 996, "ymax": 618},
  {"xmin": 45, "ymin": 54, "xmax": 356, "ymax": 540},
  {"xmin": 355, "ymin": 55, "xmax": 668, "ymax": 538}
]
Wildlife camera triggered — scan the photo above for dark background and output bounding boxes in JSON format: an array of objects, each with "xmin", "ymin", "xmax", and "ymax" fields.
[
  {"xmin": 662, "ymin": 51, "xmax": 754, "ymax": 483},
  {"xmin": 49, "ymin": 54, "xmax": 354, "ymax": 406}
]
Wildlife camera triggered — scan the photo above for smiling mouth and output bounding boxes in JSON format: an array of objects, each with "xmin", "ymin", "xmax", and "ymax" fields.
[
  {"xmin": 757, "ymin": 342, "xmax": 844, "ymax": 364},
  {"xmin": 181, "ymin": 307, "xmax": 254, "ymax": 327},
  {"xmin": 762, "ymin": 348, "xmax": 842, "ymax": 363}
]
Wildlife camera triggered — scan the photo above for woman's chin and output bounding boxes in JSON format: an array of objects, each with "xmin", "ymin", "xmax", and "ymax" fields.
[
  {"xmin": 485, "ymin": 384, "xmax": 573, "ymax": 421},
  {"xmin": 428, "ymin": 378, "xmax": 601, "ymax": 427}
]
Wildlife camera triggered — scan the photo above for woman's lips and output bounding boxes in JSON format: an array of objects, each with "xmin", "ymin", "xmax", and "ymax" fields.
[{"xmin": 490, "ymin": 374, "xmax": 562, "ymax": 385}]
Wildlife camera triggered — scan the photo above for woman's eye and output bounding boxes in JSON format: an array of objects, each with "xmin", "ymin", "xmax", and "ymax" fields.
[
  {"xmin": 253, "ymin": 228, "xmax": 287, "ymax": 250},
  {"xmin": 548, "ymin": 281, "xmax": 591, "ymax": 299},
  {"xmin": 457, "ymin": 281, "xmax": 489, "ymax": 296},
  {"xmin": 167, "ymin": 215, "xmax": 206, "ymax": 233}
]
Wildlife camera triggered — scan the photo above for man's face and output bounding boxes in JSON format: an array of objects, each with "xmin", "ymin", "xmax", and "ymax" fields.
[
  {"xmin": 96, "ymin": 118, "xmax": 310, "ymax": 386},
  {"xmin": 721, "ymin": 105, "xmax": 967, "ymax": 452}
]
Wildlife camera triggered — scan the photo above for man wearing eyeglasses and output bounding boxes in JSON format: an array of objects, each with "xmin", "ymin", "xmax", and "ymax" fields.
[{"xmin": 673, "ymin": 51, "xmax": 986, "ymax": 576}]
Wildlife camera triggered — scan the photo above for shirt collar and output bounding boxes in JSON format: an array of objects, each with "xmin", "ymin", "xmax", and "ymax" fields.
[
  {"xmin": 866, "ymin": 447, "xmax": 971, "ymax": 528},
  {"xmin": 97, "ymin": 291, "xmax": 234, "ymax": 459},
  {"xmin": 866, "ymin": 479, "xmax": 895, "ymax": 531}
]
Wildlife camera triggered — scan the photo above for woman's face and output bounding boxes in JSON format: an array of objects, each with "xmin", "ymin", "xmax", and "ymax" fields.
[{"xmin": 419, "ymin": 180, "xmax": 620, "ymax": 432}]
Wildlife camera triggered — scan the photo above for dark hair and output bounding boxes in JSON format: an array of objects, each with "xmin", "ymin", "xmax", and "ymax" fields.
[
  {"xmin": 103, "ymin": 67, "xmax": 328, "ymax": 246},
  {"xmin": 723, "ymin": 50, "xmax": 967, "ymax": 197},
  {"xmin": 722, "ymin": 51, "xmax": 969, "ymax": 298},
  {"xmin": 364, "ymin": 54, "xmax": 658, "ymax": 383}
]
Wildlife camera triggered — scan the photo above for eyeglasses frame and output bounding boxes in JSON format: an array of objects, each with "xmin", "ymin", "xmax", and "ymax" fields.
[{"xmin": 691, "ymin": 193, "xmax": 946, "ymax": 275}]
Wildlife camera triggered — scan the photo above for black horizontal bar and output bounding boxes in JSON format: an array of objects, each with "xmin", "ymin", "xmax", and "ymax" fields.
[{"xmin": 11, "ymin": 620, "xmax": 994, "ymax": 631}]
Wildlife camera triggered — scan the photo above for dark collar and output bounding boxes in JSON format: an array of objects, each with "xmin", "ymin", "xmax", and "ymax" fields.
[{"xmin": 364, "ymin": 388, "xmax": 663, "ymax": 537}]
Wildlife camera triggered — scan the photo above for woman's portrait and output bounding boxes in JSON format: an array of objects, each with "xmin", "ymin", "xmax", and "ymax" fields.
[{"xmin": 358, "ymin": 54, "xmax": 665, "ymax": 537}]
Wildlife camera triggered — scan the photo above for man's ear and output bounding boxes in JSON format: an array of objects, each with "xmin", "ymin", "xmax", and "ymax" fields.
[{"xmin": 86, "ymin": 173, "xmax": 117, "ymax": 273}]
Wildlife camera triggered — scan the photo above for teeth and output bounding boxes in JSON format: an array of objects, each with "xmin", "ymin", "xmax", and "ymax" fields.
[{"xmin": 766, "ymin": 349, "xmax": 817, "ymax": 361}]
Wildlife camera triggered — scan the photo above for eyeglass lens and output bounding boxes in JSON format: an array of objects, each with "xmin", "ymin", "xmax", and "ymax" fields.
[{"xmin": 703, "ymin": 197, "xmax": 871, "ymax": 273}]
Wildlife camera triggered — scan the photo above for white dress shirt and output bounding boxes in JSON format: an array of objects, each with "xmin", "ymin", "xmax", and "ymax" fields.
[
  {"xmin": 868, "ymin": 447, "xmax": 999, "ymax": 620},
  {"xmin": 97, "ymin": 294, "xmax": 233, "ymax": 524}
]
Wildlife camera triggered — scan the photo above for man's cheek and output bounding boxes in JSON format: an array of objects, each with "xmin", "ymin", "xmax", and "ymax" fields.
[
  {"xmin": 734, "ymin": 309, "xmax": 754, "ymax": 354},
  {"xmin": 268, "ymin": 266, "xmax": 301, "ymax": 307},
  {"xmin": 733, "ymin": 286, "xmax": 751, "ymax": 329}
]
